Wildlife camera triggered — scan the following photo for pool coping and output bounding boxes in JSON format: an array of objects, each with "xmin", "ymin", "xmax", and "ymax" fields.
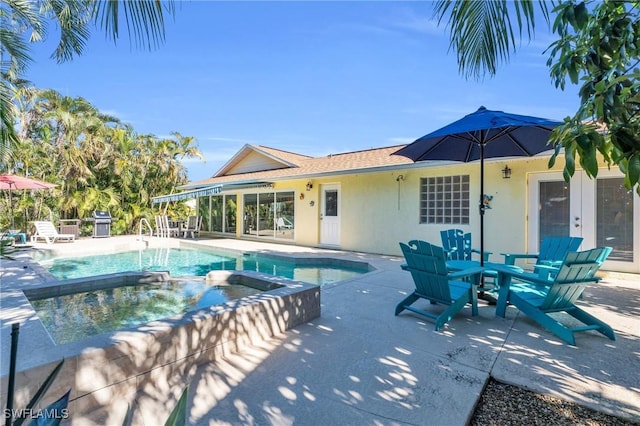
[{"xmin": 0, "ymin": 238, "xmax": 336, "ymax": 417}]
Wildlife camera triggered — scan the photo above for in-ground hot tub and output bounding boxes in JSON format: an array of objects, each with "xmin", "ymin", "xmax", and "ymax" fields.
[
  {"xmin": 28, "ymin": 276, "xmax": 266, "ymax": 345},
  {"xmin": 1, "ymin": 269, "xmax": 320, "ymax": 423}
]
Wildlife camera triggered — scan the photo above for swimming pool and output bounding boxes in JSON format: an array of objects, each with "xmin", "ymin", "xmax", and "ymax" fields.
[{"xmin": 37, "ymin": 247, "xmax": 369, "ymax": 285}]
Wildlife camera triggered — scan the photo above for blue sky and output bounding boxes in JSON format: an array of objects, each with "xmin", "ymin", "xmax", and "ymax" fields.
[{"xmin": 26, "ymin": 1, "xmax": 579, "ymax": 182}]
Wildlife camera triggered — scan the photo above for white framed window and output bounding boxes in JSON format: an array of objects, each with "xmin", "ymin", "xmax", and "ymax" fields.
[{"xmin": 420, "ymin": 175, "xmax": 470, "ymax": 224}]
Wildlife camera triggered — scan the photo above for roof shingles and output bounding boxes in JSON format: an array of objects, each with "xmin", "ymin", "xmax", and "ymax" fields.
[{"xmin": 187, "ymin": 144, "xmax": 413, "ymax": 187}]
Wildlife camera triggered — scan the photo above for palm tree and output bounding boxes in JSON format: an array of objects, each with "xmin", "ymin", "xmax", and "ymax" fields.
[
  {"xmin": 8, "ymin": 87, "xmax": 201, "ymax": 233},
  {"xmin": 1, "ymin": 0, "xmax": 176, "ymax": 163},
  {"xmin": 167, "ymin": 131, "xmax": 205, "ymax": 188},
  {"xmin": 31, "ymin": 90, "xmax": 102, "ymax": 195},
  {"xmin": 1, "ymin": 1, "xmax": 41, "ymax": 158}
]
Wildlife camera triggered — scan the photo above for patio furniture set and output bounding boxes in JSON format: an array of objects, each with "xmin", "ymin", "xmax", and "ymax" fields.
[
  {"xmin": 396, "ymin": 230, "xmax": 615, "ymax": 346},
  {"xmin": 5, "ymin": 214, "xmax": 202, "ymax": 245},
  {"xmin": 154, "ymin": 215, "xmax": 202, "ymax": 239},
  {"xmin": 0, "ymin": 221, "xmax": 77, "ymax": 246}
]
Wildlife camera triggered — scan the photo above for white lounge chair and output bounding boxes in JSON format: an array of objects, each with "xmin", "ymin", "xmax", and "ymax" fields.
[
  {"xmin": 31, "ymin": 221, "xmax": 75, "ymax": 244},
  {"xmin": 276, "ymin": 217, "xmax": 293, "ymax": 230},
  {"xmin": 182, "ymin": 215, "xmax": 202, "ymax": 238}
]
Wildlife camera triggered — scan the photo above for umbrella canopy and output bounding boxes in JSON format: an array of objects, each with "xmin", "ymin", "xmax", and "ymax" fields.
[
  {"xmin": 0, "ymin": 174, "xmax": 58, "ymax": 229},
  {"xmin": 393, "ymin": 106, "xmax": 562, "ymax": 265},
  {"xmin": 0, "ymin": 174, "xmax": 58, "ymax": 190}
]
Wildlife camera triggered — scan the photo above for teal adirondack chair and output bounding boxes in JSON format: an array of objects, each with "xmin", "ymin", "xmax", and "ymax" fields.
[
  {"xmin": 495, "ymin": 247, "xmax": 615, "ymax": 345},
  {"xmin": 396, "ymin": 240, "xmax": 483, "ymax": 331},
  {"xmin": 502, "ymin": 236, "xmax": 583, "ymax": 278},
  {"xmin": 440, "ymin": 229, "xmax": 491, "ymax": 261}
]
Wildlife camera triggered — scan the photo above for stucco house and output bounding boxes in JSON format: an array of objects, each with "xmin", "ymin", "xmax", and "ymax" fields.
[{"xmin": 154, "ymin": 143, "xmax": 639, "ymax": 273}]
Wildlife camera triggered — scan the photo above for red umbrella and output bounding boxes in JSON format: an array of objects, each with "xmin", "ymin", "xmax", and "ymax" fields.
[
  {"xmin": 0, "ymin": 174, "xmax": 57, "ymax": 190},
  {"xmin": 0, "ymin": 174, "xmax": 57, "ymax": 229}
]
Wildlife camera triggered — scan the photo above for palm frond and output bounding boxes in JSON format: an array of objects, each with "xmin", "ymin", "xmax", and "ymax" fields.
[
  {"xmin": 434, "ymin": 0, "xmax": 550, "ymax": 80},
  {"xmin": 44, "ymin": 0, "xmax": 93, "ymax": 63},
  {"xmin": 93, "ymin": 0, "xmax": 176, "ymax": 50}
]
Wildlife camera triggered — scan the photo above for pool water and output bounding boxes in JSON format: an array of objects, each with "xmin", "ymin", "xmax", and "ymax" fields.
[
  {"xmin": 38, "ymin": 247, "xmax": 368, "ymax": 285},
  {"xmin": 30, "ymin": 280, "xmax": 262, "ymax": 344},
  {"xmin": 31, "ymin": 248, "xmax": 366, "ymax": 344}
]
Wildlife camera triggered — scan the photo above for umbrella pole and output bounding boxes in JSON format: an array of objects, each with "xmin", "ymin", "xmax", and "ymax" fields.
[
  {"xmin": 479, "ymin": 144, "xmax": 485, "ymax": 268},
  {"xmin": 9, "ymin": 185, "xmax": 14, "ymax": 230},
  {"xmin": 477, "ymin": 143, "xmax": 497, "ymax": 304}
]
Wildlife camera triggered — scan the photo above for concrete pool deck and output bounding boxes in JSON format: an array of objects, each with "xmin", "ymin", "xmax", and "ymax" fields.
[{"xmin": 0, "ymin": 236, "xmax": 638, "ymax": 425}]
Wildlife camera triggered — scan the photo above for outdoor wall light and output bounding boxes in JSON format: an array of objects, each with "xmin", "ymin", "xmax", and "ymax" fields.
[
  {"xmin": 299, "ymin": 193, "xmax": 305, "ymax": 200},
  {"xmin": 306, "ymin": 181, "xmax": 313, "ymax": 191},
  {"xmin": 502, "ymin": 165, "xmax": 512, "ymax": 179}
]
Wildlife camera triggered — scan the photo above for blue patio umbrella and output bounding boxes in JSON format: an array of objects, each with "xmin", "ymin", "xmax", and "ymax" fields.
[{"xmin": 393, "ymin": 106, "xmax": 562, "ymax": 265}]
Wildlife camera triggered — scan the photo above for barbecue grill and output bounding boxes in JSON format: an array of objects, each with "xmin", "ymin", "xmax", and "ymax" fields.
[{"xmin": 89, "ymin": 211, "xmax": 113, "ymax": 238}]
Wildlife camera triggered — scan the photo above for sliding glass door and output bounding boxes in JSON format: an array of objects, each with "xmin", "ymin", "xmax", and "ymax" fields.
[{"xmin": 243, "ymin": 191, "xmax": 295, "ymax": 239}]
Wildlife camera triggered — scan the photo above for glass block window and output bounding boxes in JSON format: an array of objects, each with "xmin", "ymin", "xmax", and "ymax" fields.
[{"xmin": 420, "ymin": 175, "xmax": 470, "ymax": 224}]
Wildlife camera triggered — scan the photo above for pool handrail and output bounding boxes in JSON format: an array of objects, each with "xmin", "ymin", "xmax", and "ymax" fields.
[{"xmin": 138, "ymin": 218, "xmax": 154, "ymax": 239}]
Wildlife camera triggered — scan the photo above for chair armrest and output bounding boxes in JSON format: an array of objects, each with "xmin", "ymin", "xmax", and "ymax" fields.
[
  {"xmin": 532, "ymin": 264, "xmax": 560, "ymax": 280},
  {"xmin": 491, "ymin": 264, "xmax": 551, "ymax": 286},
  {"xmin": 536, "ymin": 260, "xmax": 563, "ymax": 269},
  {"xmin": 501, "ymin": 253, "xmax": 539, "ymax": 265},
  {"xmin": 470, "ymin": 249, "xmax": 492, "ymax": 261},
  {"xmin": 402, "ymin": 264, "xmax": 483, "ymax": 286},
  {"xmin": 448, "ymin": 266, "xmax": 485, "ymax": 282}
]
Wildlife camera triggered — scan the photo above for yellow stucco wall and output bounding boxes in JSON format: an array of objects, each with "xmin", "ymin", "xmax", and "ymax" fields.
[
  {"xmin": 285, "ymin": 157, "xmax": 564, "ymax": 258},
  {"xmin": 212, "ymin": 155, "xmax": 637, "ymax": 273},
  {"xmin": 227, "ymin": 157, "xmax": 566, "ymax": 258},
  {"xmin": 273, "ymin": 180, "xmax": 320, "ymax": 246}
]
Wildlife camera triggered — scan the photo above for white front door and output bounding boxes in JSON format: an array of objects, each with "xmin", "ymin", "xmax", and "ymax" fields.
[
  {"xmin": 320, "ymin": 184, "xmax": 340, "ymax": 246},
  {"xmin": 528, "ymin": 170, "xmax": 639, "ymax": 272}
]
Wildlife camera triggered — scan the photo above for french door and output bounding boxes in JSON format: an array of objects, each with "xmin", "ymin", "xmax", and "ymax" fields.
[{"xmin": 528, "ymin": 170, "xmax": 639, "ymax": 273}]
